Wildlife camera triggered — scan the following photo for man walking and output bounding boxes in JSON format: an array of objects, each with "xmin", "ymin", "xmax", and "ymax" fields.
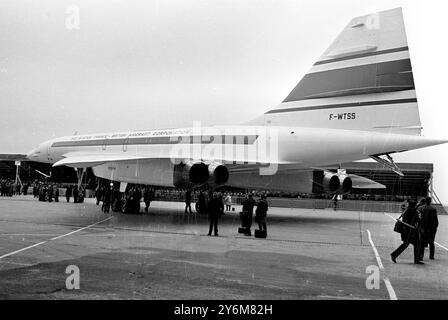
[
  {"xmin": 185, "ymin": 190, "xmax": 192, "ymax": 214},
  {"xmin": 390, "ymin": 200, "xmax": 423, "ymax": 264},
  {"xmin": 420, "ymin": 197, "xmax": 439, "ymax": 260}
]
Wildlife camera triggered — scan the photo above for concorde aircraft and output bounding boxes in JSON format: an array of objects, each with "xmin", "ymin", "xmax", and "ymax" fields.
[{"xmin": 26, "ymin": 8, "xmax": 447, "ymax": 195}]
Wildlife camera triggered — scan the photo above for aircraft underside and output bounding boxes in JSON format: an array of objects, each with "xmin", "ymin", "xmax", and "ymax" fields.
[{"xmin": 91, "ymin": 158, "xmax": 358, "ymax": 194}]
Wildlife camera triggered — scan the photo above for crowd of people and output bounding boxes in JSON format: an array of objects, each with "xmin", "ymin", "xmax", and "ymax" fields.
[
  {"xmin": 1, "ymin": 179, "xmax": 88, "ymax": 204},
  {"xmin": 94, "ymin": 184, "xmax": 156, "ymax": 214},
  {"xmin": 33, "ymin": 183, "xmax": 85, "ymax": 203},
  {"xmin": 94, "ymin": 184, "xmax": 113, "ymax": 213},
  {"xmin": 0, "ymin": 179, "xmax": 30, "ymax": 197},
  {"xmin": 391, "ymin": 197, "xmax": 439, "ymax": 264},
  {"xmin": 183, "ymin": 191, "xmax": 269, "ymax": 237}
]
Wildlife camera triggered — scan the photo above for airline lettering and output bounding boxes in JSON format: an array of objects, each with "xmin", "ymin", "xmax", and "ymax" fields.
[{"xmin": 329, "ymin": 113, "xmax": 356, "ymax": 120}]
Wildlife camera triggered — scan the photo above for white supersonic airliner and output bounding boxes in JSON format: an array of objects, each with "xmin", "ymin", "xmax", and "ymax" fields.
[{"xmin": 26, "ymin": 8, "xmax": 447, "ymax": 195}]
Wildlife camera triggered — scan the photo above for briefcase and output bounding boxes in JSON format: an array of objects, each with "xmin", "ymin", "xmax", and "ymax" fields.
[
  {"xmin": 255, "ymin": 229, "xmax": 267, "ymax": 238},
  {"xmin": 393, "ymin": 220, "xmax": 406, "ymax": 234}
]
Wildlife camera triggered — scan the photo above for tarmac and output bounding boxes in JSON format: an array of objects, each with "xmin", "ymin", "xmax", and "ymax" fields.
[{"xmin": 0, "ymin": 195, "xmax": 447, "ymax": 300}]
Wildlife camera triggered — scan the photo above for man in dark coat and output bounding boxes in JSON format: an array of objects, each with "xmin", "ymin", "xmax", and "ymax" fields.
[
  {"xmin": 133, "ymin": 187, "xmax": 142, "ymax": 214},
  {"xmin": 391, "ymin": 200, "xmax": 423, "ymax": 264},
  {"xmin": 143, "ymin": 187, "xmax": 153, "ymax": 212},
  {"xmin": 73, "ymin": 186, "xmax": 79, "ymax": 203},
  {"xmin": 197, "ymin": 191, "xmax": 207, "ymax": 214},
  {"xmin": 241, "ymin": 194, "xmax": 256, "ymax": 236},
  {"xmin": 420, "ymin": 197, "xmax": 439, "ymax": 260},
  {"xmin": 47, "ymin": 184, "xmax": 53, "ymax": 202},
  {"xmin": 33, "ymin": 184, "xmax": 38, "ymax": 198},
  {"xmin": 78, "ymin": 186, "xmax": 84, "ymax": 203},
  {"xmin": 95, "ymin": 185, "xmax": 102, "ymax": 205},
  {"xmin": 38, "ymin": 184, "xmax": 45, "ymax": 201},
  {"xmin": 22, "ymin": 183, "xmax": 29, "ymax": 195},
  {"xmin": 255, "ymin": 194, "xmax": 269, "ymax": 234},
  {"xmin": 207, "ymin": 193, "xmax": 222, "ymax": 236},
  {"xmin": 102, "ymin": 187, "xmax": 112, "ymax": 213},
  {"xmin": 54, "ymin": 186, "xmax": 59, "ymax": 202},
  {"xmin": 66, "ymin": 185, "xmax": 72, "ymax": 203}
]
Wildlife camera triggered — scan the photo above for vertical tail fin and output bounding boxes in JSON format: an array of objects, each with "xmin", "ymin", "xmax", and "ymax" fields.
[{"xmin": 252, "ymin": 8, "xmax": 422, "ymax": 135}]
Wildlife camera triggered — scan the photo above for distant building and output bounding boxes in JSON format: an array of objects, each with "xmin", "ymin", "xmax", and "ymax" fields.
[{"xmin": 0, "ymin": 157, "xmax": 93, "ymax": 186}]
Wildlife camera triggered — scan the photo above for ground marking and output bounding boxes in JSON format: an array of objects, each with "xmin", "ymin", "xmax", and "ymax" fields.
[
  {"xmin": 0, "ymin": 217, "xmax": 113, "ymax": 260},
  {"xmin": 435, "ymin": 242, "xmax": 448, "ymax": 252},
  {"xmin": 366, "ymin": 229, "xmax": 397, "ymax": 300},
  {"xmin": 0, "ymin": 234, "xmax": 60, "ymax": 237}
]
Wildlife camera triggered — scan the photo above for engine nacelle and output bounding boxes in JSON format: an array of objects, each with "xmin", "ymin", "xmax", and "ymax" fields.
[
  {"xmin": 173, "ymin": 161, "xmax": 229, "ymax": 188},
  {"xmin": 323, "ymin": 171, "xmax": 341, "ymax": 193},
  {"xmin": 312, "ymin": 170, "xmax": 352, "ymax": 194},
  {"xmin": 173, "ymin": 160, "xmax": 209, "ymax": 188},
  {"xmin": 338, "ymin": 174, "xmax": 353, "ymax": 194},
  {"xmin": 208, "ymin": 162, "xmax": 229, "ymax": 186}
]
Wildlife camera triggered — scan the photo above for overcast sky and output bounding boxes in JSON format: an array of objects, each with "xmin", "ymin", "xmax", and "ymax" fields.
[{"xmin": 1, "ymin": 0, "xmax": 447, "ymax": 203}]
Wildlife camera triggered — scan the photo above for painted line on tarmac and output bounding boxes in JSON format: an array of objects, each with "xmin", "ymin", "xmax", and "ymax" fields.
[
  {"xmin": 0, "ymin": 234, "xmax": 61, "ymax": 237},
  {"xmin": 0, "ymin": 241, "xmax": 48, "ymax": 260},
  {"xmin": 384, "ymin": 213, "xmax": 448, "ymax": 252},
  {"xmin": 366, "ymin": 229, "xmax": 384, "ymax": 269},
  {"xmin": 49, "ymin": 217, "xmax": 112, "ymax": 240},
  {"xmin": 435, "ymin": 242, "xmax": 448, "ymax": 252},
  {"xmin": 0, "ymin": 217, "xmax": 113, "ymax": 260},
  {"xmin": 0, "ymin": 261, "xmax": 33, "ymax": 267},
  {"xmin": 366, "ymin": 229, "xmax": 397, "ymax": 300}
]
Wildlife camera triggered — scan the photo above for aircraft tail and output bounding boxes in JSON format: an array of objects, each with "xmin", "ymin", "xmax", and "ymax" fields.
[{"xmin": 250, "ymin": 8, "xmax": 422, "ymax": 135}]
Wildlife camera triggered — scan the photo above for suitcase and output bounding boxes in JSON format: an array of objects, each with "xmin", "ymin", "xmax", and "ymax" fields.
[
  {"xmin": 255, "ymin": 229, "xmax": 267, "ymax": 238},
  {"xmin": 238, "ymin": 227, "xmax": 248, "ymax": 234}
]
